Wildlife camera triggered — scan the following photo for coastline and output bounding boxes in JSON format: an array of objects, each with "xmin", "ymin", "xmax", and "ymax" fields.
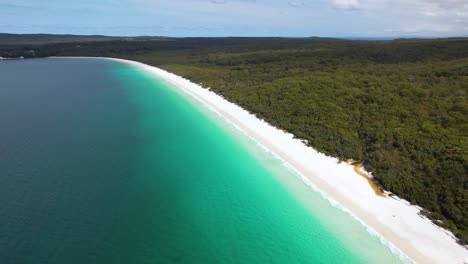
[{"xmin": 57, "ymin": 57, "xmax": 468, "ymax": 263}]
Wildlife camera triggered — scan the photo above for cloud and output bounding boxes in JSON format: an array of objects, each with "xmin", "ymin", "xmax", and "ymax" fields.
[
  {"xmin": 288, "ymin": 1, "xmax": 305, "ymax": 8},
  {"xmin": 330, "ymin": 0, "xmax": 468, "ymax": 15},
  {"xmin": 422, "ymin": 0, "xmax": 468, "ymax": 10},
  {"xmin": 210, "ymin": 0, "xmax": 227, "ymax": 4},
  {"xmin": 1, "ymin": 0, "xmax": 467, "ymax": 37},
  {"xmin": 0, "ymin": 1, "xmax": 43, "ymax": 10},
  {"xmin": 332, "ymin": 0, "xmax": 360, "ymax": 10}
]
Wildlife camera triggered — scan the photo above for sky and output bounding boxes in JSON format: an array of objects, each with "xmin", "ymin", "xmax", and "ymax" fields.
[{"xmin": 0, "ymin": 0, "xmax": 467, "ymax": 37}]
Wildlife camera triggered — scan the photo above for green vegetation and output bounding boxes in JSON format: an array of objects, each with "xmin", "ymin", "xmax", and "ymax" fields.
[
  {"xmin": 0, "ymin": 33, "xmax": 169, "ymax": 44},
  {"xmin": 1, "ymin": 35, "xmax": 467, "ymax": 243}
]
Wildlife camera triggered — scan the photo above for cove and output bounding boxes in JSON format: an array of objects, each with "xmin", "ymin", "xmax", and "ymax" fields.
[{"xmin": 0, "ymin": 58, "xmax": 406, "ymax": 263}]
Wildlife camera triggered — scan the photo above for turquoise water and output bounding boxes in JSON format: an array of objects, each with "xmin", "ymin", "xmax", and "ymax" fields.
[{"xmin": 0, "ymin": 58, "xmax": 406, "ymax": 263}]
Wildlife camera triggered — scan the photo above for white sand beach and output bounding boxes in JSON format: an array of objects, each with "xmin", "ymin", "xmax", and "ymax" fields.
[{"xmin": 104, "ymin": 57, "xmax": 468, "ymax": 263}]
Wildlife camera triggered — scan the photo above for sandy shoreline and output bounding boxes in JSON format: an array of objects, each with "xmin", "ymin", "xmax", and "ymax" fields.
[{"xmin": 57, "ymin": 57, "xmax": 468, "ymax": 263}]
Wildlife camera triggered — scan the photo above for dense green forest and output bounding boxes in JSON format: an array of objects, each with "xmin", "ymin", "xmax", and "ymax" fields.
[{"xmin": 1, "ymin": 35, "xmax": 467, "ymax": 243}]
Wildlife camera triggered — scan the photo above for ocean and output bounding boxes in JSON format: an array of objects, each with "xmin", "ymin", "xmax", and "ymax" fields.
[{"xmin": 0, "ymin": 58, "xmax": 407, "ymax": 263}]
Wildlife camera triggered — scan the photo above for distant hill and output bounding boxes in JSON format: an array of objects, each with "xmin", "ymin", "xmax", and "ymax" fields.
[{"xmin": 0, "ymin": 33, "xmax": 171, "ymax": 45}]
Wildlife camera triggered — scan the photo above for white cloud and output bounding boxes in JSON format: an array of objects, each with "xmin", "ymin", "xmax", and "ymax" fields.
[
  {"xmin": 423, "ymin": 0, "xmax": 468, "ymax": 10},
  {"xmin": 1, "ymin": 0, "xmax": 467, "ymax": 37},
  {"xmin": 332, "ymin": 0, "xmax": 360, "ymax": 10},
  {"xmin": 288, "ymin": 1, "xmax": 305, "ymax": 8},
  {"xmin": 327, "ymin": 0, "xmax": 468, "ymax": 36}
]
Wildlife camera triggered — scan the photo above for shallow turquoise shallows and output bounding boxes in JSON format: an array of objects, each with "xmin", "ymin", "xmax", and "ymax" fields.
[{"xmin": 0, "ymin": 58, "xmax": 407, "ymax": 264}]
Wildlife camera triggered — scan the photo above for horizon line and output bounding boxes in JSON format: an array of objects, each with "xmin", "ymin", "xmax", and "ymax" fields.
[{"xmin": 1, "ymin": 32, "xmax": 468, "ymax": 41}]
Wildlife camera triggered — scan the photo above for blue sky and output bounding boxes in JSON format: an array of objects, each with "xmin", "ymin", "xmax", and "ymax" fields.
[{"xmin": 1, "ymin": 0, "xmax": 467, "ymax": 37}]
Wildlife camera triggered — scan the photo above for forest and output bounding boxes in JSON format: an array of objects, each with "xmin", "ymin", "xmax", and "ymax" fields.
[{"xmin": 1, "ymin": 35, "xmax": 467, "ymax": 243}]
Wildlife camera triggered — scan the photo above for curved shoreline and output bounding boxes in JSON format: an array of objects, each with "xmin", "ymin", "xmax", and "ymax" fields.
[{"xmin": 52, "ymin": 57, "xmax": 468, "ymax": 263}]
